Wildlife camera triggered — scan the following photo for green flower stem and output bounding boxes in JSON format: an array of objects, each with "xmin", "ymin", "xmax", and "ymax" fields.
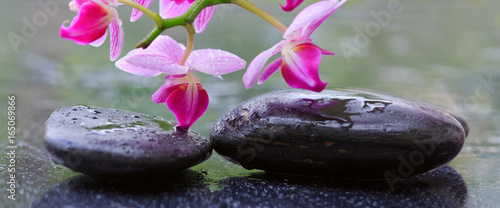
[
  {"xmin": 136, "ymin": 0, "xmax": 231, "ymax": 48},
  {"xmin": 180, "ymin": 24, "xmax": 195, "ymax": 66},
  {"xmin": 231, "ymin": 0, "xmax": 287, "ymax": 34},
  {"xmin": 134, "ymin": 0, "xmax": 286, "ymax": 49},
  {"xmin": 118, "ymin": 0, "xmax": 163, "ymax": 28}
]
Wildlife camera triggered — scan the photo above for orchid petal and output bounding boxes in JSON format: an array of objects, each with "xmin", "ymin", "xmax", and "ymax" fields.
[
  {"xmin": 152, "ymin": 75, "xmax": 188, "ymax": 103},
  {"xmin": 257, "ymin": 57, "xmax": 282, "ymax": 84},
  {"xmin": 89, "ymin": 31, "xmax": 107, "ymax": 47},
  {"xmin": 109, "ymin": 18, "xmax": 124, "ymax": 61},
  {"xmin": 174, "ymin": 0, "xmax": 195, "ymax": 3},
  {"xmin": 115, "ymin": 49, "xmax": 188, "ymax": 76},
  {"xmin": 243, "ymin": 41, "xmax": 285, "ymax": 89},
  {"xmin": 281, "ymin": 43, "xmax": 327, "ymax": 92},
  {"xmin": 115, "ymin": 51, "xmax": 163, "ymax": 77},
  {"xmin": 159, "ymin": 0, "xmax": 190, "ymax": 19},
  {"xmin": 321, "ymin": 47, "xmax": 335, "ymax": 55},
  {"xmin": 146, "ymin": 35, "xmax": 185, "ymax": 63},
  {"xmin": 284, "ymin": 0, "xmax": 346, "ymax": 38},
  {"xmin": 164, "ymin": 74, "xmax": 209, "ymax": 130},
  {"xmin": 130, "ymin": 0, "xmax": 152, "ymax": 22},
  {"xmin": 60, "ymin": 1, "xmax": 111, "ymax": 45},
  {"xmin": 187, "ymin": 49, "xmax": 246, "ymax": 78},
  {"xmin": 193, "ymin": 6, "xmax": 216, "ymax": 33},
  {"xmin": 115, "ymin": 35, "xmax": 190, "ymax": 76},
  {"xmin": 69, "ymin": 0, "xmax": 89, "ymax": 12},
  {"xmin": 280, "ymin": 0, "xmax": 304, "ymax": 12}
]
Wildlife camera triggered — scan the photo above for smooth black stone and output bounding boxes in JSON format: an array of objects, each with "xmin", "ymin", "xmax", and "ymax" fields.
[
  {"xmin": 210, "ymin": 89, "xmax": 467, "ymax": 178},
  {"xmin": 44, "ymin": 105, "xmax": 212, "ymax": 176}
]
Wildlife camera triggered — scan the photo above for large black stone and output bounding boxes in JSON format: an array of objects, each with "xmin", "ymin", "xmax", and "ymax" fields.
[
  {"xmin": 210, "ymin": 89, "xmax": 467, "ymax": 178},
  {"xmin": 44, "ymin": 105, "xmax": 212, "ymax": 176}
]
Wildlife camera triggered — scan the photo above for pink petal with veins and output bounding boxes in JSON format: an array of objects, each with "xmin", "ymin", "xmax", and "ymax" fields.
[
  {"xmin": 284, "ymin": 0, "xmax": 346, "ymax": 38},
  {"xmin": 109, "ymin": 18, "xmax": 124, "ymax": 61},
  {"xmin": 187, "ymin": 49, "xmax": 246, "ymax": 78},
  {"xmin": 243, "ymin": 41, "xmax": 286, "ymax": 89},
  {"xmin": 115, "ymin": 49, "xmax": 189, "ymax": 76},
  {"xmin": 147, "ymin": 35, "xmax": 185, "ymax": 63},
  {"xmin": 160, "ymin": 0, "xmax": 214, "ymax": 33},
  {"xmin": 257, "ymin": 57, "xmax": 283, "ymax": 84},
  {"xmin": 115, "ymin": 35, "xmax": 190, "ymax": 76},
  {"xmin": 193, "ymin": 6, "xmax": 216, "ymax": 33},
  {"xmin": 281, "ymin": 43, "xmax": 327, "ymax": 92},
  {"xmin": 130, "ymin": 0, "xmax": 152, "ymax": 22}
]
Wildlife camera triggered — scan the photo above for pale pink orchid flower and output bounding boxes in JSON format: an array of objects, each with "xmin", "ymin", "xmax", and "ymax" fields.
[
  {"xmin": 131, "ymin": 0, "xmax": 214, "ymax": 33},
  {"xmin": 243, "ymin": 0, "xmax": 346, "ymax": 92},
  {"xmin": 280, "ymin": 0, "xmax": 304, "ymax": 12},
  {"xmin": 61, "ymin": 0, "xmax": 124, "ymax": 61},
  {"xmin": 115, "ymin": 35, "xmax": 246, "ymax": 129}
]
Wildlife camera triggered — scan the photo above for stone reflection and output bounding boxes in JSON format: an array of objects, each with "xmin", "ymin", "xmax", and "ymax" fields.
[
  {"xmin": 214, "ymin": 166, "xmax": 467, "ymax": 207},
  {"xmin": 31, "ymin": 166, "xmax": 467, "ymax": 207},
  {"xmin": 30, "ymin": 170, "xmax": 211, "ymax": 208}
]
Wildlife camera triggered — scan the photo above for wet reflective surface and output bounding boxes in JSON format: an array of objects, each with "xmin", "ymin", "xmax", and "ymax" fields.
[
  {"xmin": 30, "ymin": 166, "xmax": 466, "ymax": 208},
  {"xmin": 1, "ymin": 0, "xmax": 500, "ymax": 207}
]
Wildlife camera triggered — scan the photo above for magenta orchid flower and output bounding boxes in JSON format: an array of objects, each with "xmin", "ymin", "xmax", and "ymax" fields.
[
  {"xmin": 280, "ymin": 0, "xmax": 304, "ymax": 12},
  {"xmin": 160, "ymin": 0, "xmax": 215, "ymax": 33},
  {"xmin": 152, "ymin": 72, "xmax": 209, "ymax": 130},
  {"xmin": 130, "ymin": 0, "xmax": 215, "ymax": 33},
  {"xmin": 60, "ymin": 0, "xmax": 124, "ymax": 61},
  {"xmin": 243, "ymin": 0, "xmax": 346, "ymax": 92},
  {"xmin": 115, "ymin": 35, "xmax": 246, "ymax": 129}
]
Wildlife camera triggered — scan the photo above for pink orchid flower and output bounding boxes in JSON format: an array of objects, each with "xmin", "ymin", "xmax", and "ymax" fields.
[
  {"xmin": 243, "ymin": 0, "xmax": 346, "ymax": 92},
  {"xmin": 160, "ymin": 0, "xmax": 215, "ymax": 33},
  {"xmin": 152, "ymin": 72, "xmax": 209, "ymax": 130},
  {"xmin": 131, "ymin": 0, "xmax": 214, "ymax": 33},
  {"xmin": 60, "ymin": 0, "xmax": 124, "ymax": 61},
  {"xmin": 280, "ymin": 0, "xmax": 304, "ymax": 12},
  {"xmin": 115, "ymin": 35, "xmax": 246, "ymax": 129}
]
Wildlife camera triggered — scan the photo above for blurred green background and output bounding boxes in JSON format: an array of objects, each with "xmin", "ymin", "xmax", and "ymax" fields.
[{"xmin": 1, "ymin": 0, "xmax": 500, "ymax": 207}]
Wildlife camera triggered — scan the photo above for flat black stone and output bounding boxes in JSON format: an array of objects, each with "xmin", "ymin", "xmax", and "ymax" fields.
[
  {"xmin": 44, "ymin": 105, "xmax": 212, "ymax": 176},
  {"xmin": 210, "ymin": 89, "xmax": 467, "ymax": 178}
]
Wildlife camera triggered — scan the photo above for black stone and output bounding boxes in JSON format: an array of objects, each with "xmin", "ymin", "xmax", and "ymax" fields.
[
  {"xmin": 210, "ymin": 89, "xmax": 467, "ymax": 178},
  {"xmin": 44, "ymin": 105, "xmax": 212, "ymax": 176}
]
